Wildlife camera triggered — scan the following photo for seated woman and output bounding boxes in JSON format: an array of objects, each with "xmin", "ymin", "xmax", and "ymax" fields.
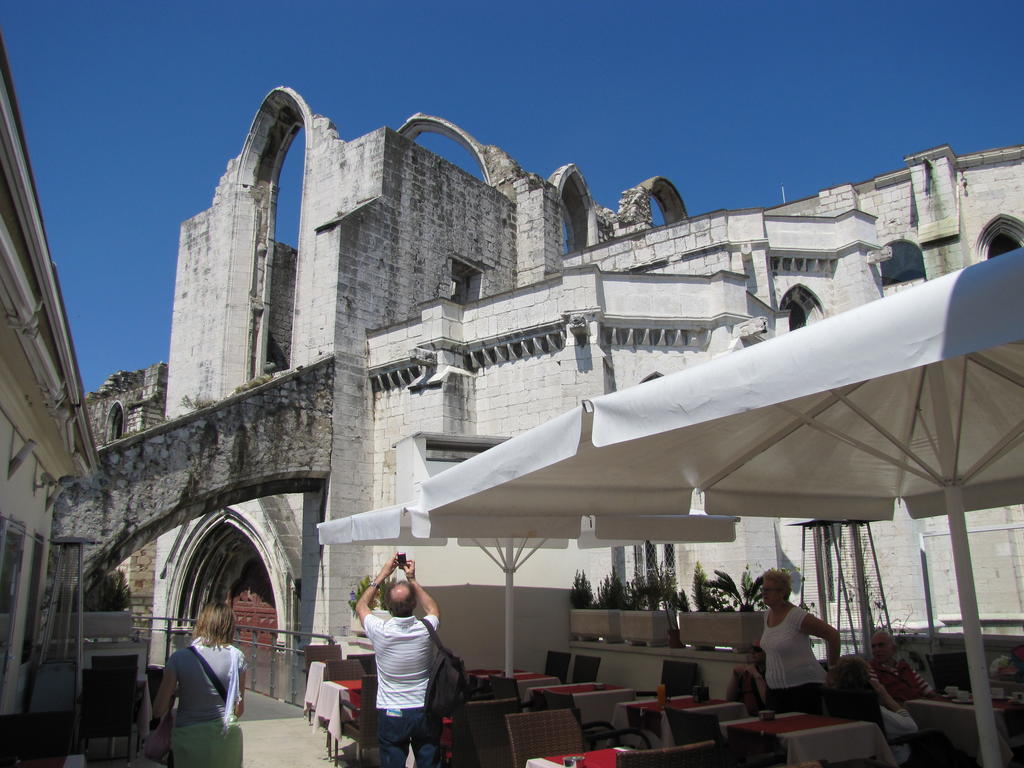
[
  {"xmin": 830, "ymin": 656, "xmax": 918, "ymax": 764},
  {"xmin": 726, "ymin": 644, "xmax": 768, "ymax": 716}
]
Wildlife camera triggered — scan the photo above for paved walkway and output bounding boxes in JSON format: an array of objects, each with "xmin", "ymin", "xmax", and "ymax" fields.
[{"xmin": 94, "ymin": 692, "xmax": 346, "ymax": 767}]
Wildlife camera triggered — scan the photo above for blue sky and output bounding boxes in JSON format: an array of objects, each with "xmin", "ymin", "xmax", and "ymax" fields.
[{"xmin": 4, "ymin": 1, "xmax": 1022, "ymax": 392}]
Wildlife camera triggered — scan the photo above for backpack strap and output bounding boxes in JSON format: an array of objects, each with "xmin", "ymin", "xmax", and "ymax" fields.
[
  {"xmin": 419, "ymin": 617, "xmax": 445, "ymax": 651},
  {"xmin": 188, "ymin": 645, "xmax": 228, "ymax": 702}
]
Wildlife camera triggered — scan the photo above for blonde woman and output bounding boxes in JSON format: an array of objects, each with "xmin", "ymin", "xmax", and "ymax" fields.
[
  {"xmin": 154, "ymin": 602, "xmax": 247, "ymax": 767},
  {"xmin": 759, "ymin": 568, "xmax": 839, "ymax": 714}
]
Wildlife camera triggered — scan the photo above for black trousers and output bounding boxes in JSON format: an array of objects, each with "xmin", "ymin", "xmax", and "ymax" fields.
[{"xmin": 766, "ymin": 682, "xmax": 823, "ymax": 714}]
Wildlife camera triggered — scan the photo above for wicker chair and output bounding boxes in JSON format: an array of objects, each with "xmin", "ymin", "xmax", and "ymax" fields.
[
  {"xmin": 451, "ymin": 697, "xmax": 520, "ymax": 768},
  {"xmin": 348, "ymin": 652, "xmax": 377, "ymax": 674},
  {"xmin": 303, "ymin": 643, "xmax": 342, "ymax": 673},
  {"xmin": 325, "ymin": 658, "xmax": 366, "ymax": 682},
  {"xmin": 615, "ymin": 741, "xmax": 720, "ymax": 768},
  {"xmin": 340, "ymin": 674, "xmax": 378, "ymax": 765},
  {"xmin": 506, "ymin": 709, "xmax": 584, "ymax": 768}
]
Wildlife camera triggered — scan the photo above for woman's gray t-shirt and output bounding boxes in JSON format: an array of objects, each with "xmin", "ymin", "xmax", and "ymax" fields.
[{"xmin": 166, "ymin": 644, "xmax": 246, "ymax": 727}]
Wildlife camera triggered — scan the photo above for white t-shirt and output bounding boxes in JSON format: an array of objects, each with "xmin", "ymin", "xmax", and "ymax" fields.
[
  {"xmin": 882, "ymin": 707, "xmax": 918, "ymax": 764},
  {"xmin": 760, "ymin": 605, "xmax": 826, "ymax": 689},
  {"xmin": 363, "ymin": 613, "xmax": 438, "ymax": 709}
]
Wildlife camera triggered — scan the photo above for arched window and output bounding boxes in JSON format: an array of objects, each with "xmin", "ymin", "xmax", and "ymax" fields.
[
  {"xmin": 977, "ymin": 215, "xmax": 1024, "ymax": 261},
  {"xmin": 780, "ymin": 286, "xmax": 823, "ymax": 331},
  {"xmin": 550, "ymin": 165, "xmax": 597, "ymax": 254},
  {"xmin": 108, "ymin": 403, "xmax": 124, "ymax": 441},
  {"xmin": 880, "ymin": 240, "xmax": 926, "ymax": 285},
  {"xmin": 989, "ymin": 233, "xmax": 1021, "ymax": 259}
]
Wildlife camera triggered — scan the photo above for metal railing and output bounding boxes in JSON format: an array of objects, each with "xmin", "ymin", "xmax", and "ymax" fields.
[{"xmin": 133, "ymin": 615, "xmax": 336, "ymax": 706}]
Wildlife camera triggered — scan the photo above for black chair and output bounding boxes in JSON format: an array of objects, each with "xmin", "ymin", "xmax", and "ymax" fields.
[
  {"xmin": 325, "ymin": 658, "xmax": 366, "ymax": 682},
  {"xmin": 927, "ymin": 652, "xmax": 970, "ymax": 691},
  {"xmin": 302, "ymin": 642, "xmax": 342, "ymax": 673},
  {"xmin": 0, "ymin": 711, "xmax": 74, "ymax": 760},
  {"xmin": 545, "ymin": 650, "xmax": 571, "ymax": 683},
  {"xmin": 489, "ymin": 675, "xmax": 529, "ymax": 709},
  {"xmin": 146, "ymin": 665, "xmax": 165, "ymax": 729},
  {"xmin": 664, "ymin": 707, "xmax": 785, "ymax": 768},
  {"xmin": 545, "ymin": 691, "xmax": 651, "ymax": 750},
  {"xmin": 571, "ymin": 654, "xmax": 601, "ymax": 683},
  {"xmin": 638, "ymin": 660, "xmax": 700, "ymax": 698},
  {"xmin": 79, "ymin": 667, "xmax": 139, "ymax": 759}
]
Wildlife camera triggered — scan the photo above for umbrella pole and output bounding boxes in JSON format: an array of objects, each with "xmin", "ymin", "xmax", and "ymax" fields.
[
  {"xmin": 945, "ymin": 485, "xmax": 1001, "ymax": 768},
  {"xmin": 504, "ymin": 541, "xmax": 514, "ymax": 677}
]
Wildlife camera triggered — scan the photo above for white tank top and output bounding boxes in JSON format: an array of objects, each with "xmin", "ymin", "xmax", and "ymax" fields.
[{"xmin": 761, "ymin": 605, "xmax": 826, "ymax": 689}]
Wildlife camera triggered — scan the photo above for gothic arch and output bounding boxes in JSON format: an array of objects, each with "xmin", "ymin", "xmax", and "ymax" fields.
[
  {"xmin": 166, "ymin": 508, "xmax": 289, "ymax": 629},
  {"xmin": 398, "ymin": 114, "xmax": 493, "ymax": 185},
  {"xmin": 880, "ymin": 239, "xmax": 926, "ymax": 285},
  {"xmin": 549, "ymin": 164, "xmax": 598, "ymax": 252},
  {"xmin": 236, "ymin": 87, "xmax": 315, "ymax": 190},
  {"xmin": 977, "ymin": 215, "xmax": 1024, "ymax": 260},
  {"xmin": 780, "ymin": 284, "xmax": 824, "ymax": 331},
  {"xmin": 638, "ymin": 177, "xmax": 687, "ymax": 225},
  {"xmin": 107, "ymin": 402, "xmax": 125, "ymax": 442}
]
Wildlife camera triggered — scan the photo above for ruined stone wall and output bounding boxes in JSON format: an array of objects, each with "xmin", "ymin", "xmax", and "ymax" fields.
[{"xmin": 85, "ymin": 364, "xmax": 167, "ymax": 443}]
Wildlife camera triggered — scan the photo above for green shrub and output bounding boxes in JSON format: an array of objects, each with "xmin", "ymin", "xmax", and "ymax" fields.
[
  {"xmin": 594, "ymin": 572, "xmax": 627, "ymax": 609},
  {"xmin": 570, "ymin": 570, "xmax": 594, "ymax": 609}
]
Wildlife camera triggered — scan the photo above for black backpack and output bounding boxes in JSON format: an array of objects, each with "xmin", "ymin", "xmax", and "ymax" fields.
[{"xmin": 419, "ymin": 618, "xmax": 470, "ymax": 719}]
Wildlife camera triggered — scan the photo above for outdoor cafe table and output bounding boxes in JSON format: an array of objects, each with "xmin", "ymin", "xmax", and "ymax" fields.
[
  {"xmin": 612, "ymin": 696, "xmax": 747, "ymax": 747},
  {"xmin": 303, "ymin": 660, "xmax": 327, "ymax": 720},
  {"xmin": 526, "ymin": 747, "xmax": 627, "ymax": 768},
  {"xmin": 467, "ymin": 669, "xmax": 561, "ymax": 702},
  {"xmin": 315, "ymin": 678, "xmax": 363, "ymax": 748},
  {"xmin": 529, "ymin": 683, "xmax": 635, "ymax": 724},
  {"xmin": 720, "ymin": 712, "xmax": 897, "ymax": 766},
  {"xmin": 905, "ymin": 696, "xmax": 1024, "ymax": 766}
]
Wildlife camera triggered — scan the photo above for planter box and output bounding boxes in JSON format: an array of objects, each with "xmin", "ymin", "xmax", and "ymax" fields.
[
  {"xmin": 620, "ymin": 610, "xmax": 670, "ymax": 646},
  {"xmin": 350, "ymin": 610, "xmax": 391, "ymax": 636},
  {"xmin": 570, "ymin": 609, "xmax": 621, "ymax": 643},
  {"xmin": 678, "ymin": 611, "xmax": 764, "ymax": 651}
]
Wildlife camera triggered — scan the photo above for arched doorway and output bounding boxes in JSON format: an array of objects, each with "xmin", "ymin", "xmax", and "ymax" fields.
[{"xmin": 780, "ymin": 285, "xmax": 824, "ymax": 331}]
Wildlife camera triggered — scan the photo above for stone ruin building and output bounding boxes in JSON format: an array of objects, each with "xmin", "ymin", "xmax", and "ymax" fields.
[{"xmin": 57, "ymin": 87, "xmax": 1024, "ymax": 656}]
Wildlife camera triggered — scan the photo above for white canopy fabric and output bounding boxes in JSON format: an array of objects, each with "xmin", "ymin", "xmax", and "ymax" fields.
[{"xmin": 318, "ymin": 503, "xmax": 738, "ymax": 676}]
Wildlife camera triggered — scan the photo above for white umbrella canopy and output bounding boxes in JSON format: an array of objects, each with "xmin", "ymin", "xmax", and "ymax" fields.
[
  {"xmin": 318, "ymin": 503, "xmax": 738, "ymax": 675},
  {"xmin": 393, "ymin": 249, "xmax": 1023, "ymax": 768}
]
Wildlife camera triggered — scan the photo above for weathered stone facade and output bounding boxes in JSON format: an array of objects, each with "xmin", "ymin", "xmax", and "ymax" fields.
[{"xmin": 63, "ymin": 88, "xmax": 1024, "ymax": 651}]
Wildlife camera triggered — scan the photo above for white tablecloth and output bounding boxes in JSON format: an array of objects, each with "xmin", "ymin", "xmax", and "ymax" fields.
[
  {"xmin": 304, "ymin": 661, "xmax": 326, "ymax": 716},
  {"xmin": 720, "ymin": 712, "xmax": 897, "ymax": 766},
  {"xmin": 611, "ymin": 696, "xmax": 748, "ymax": 747},
  {"xmin": 905, "ymin": 697, "xmax": 1019, "ymax": 765},
  {"xmin": 517, "ymin": 675, "xmax": 562, "ymax": 702},
  {"xmin": 533, "ymin": 685, "xmax": 636, "ymax": 724},
  {"xmin": 314, "ymin": 680, "xmax": 358, "ymax": 744}
]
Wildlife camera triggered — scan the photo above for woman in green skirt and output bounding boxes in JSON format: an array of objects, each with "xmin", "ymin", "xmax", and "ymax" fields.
[{"xmin": 154, "ymin": 602, "xmax": 247, "ymax": 767}]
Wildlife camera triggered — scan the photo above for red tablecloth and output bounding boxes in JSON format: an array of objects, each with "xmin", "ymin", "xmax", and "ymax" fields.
[
  {"xmin": 542, "ymin": 749, "xmax": 619, "ymax": 768},
  {"xmin": 626, "ymin": 697, "xmax": 729, "ymax": 713},
  {"xmin": 539, "ymin": 683, "xmax": 625, "ymax": 695},
  {"xmin": 336, "ymin": 679, "xmax": 362, "ymax": 708},
  {"xmin": 727, "ymin": 714, "xmax": 852, "ymax": 759}
]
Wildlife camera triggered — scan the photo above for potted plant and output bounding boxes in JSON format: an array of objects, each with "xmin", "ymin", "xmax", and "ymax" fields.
[
  {"xmin": 570, "ymin": 572, "xmax": 624, "ymax": 642},
  {"xmin": 620, "ymin": 566, "xmax": 676, "ymax": 646},
  {"xmin": 677, "ymin": 564, "xmax": 766, "ymax": 651},
  {"xmin": 348, "ymin": 575, "xmax": 394, "ymax": 635}
]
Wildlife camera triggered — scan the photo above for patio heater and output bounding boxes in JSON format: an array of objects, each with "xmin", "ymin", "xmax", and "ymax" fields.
[{"xmin": 796, "ymin": 521, "xmax": 891, "ymax": 657}]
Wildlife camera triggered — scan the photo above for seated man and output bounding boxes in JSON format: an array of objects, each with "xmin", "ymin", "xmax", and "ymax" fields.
[
  {"xmin": 868, "ymin": 631, "xmax": 933, "ymax": 703},
  {"xmin": 726, "ymin": 645, "xmax": 768, "ymax": 716}
]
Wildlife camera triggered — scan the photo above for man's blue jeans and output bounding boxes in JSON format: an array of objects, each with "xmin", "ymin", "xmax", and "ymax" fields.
[{"xmin": 376, "ymin": 706, "xmax": 440, "ymax": 768}]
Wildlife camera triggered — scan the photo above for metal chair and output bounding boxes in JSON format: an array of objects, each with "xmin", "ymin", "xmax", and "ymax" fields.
[
  {"xmin": 544, "ymin": 691, "xmax": 651, "ymax": 749},
  {"xmin": 489, "ymin": 675, "xmax": 529, "ymax": 709},
  {"xmin": 325, "ymin": 658, "xmax": 366, "ymax": 682},
  {"xmin": 664, "ymin": 707, "xmax": 784, "ymax": 768},
  {"xmin": 0, "ymin": 711, "xmax": 74, "ymax": 760},
  {"xmin": 545, "ymin": 650, "xmax": 572, "ymax": 683},
  {"xmin": 638, "ymin": 660, "xmax": 700, "ymax": 698},
  {"xmin": 927, "ymin": 652, "xmax": 970, "ymax": 691},
  {"xmin": 571, "ymin": 654, "xmax": 601, "ymax": 683},
  {"xmin": 505, "ymin": 709, "xmax": 585, "ymax": 768},
  {"xmin": 615, "ymin": 741, "xmax": 720, "ymax": 768},
  {"xmin": 340, "ymin": 674, "xmax": 378, "ymax": 765},
  {"xmin": 79, "ymin": 667, "xmax": 138, "ymax": 760},
  {"xmin": 451, "ymin": 697, "xmax": 520, "ymax": 768},
  {"xmin": 303, "ymin": 643, "xmax": 342, "ymax": 673},
  {"xmin": 91, "ymin": 654, "xmax": 139, "ymax": 670}
]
